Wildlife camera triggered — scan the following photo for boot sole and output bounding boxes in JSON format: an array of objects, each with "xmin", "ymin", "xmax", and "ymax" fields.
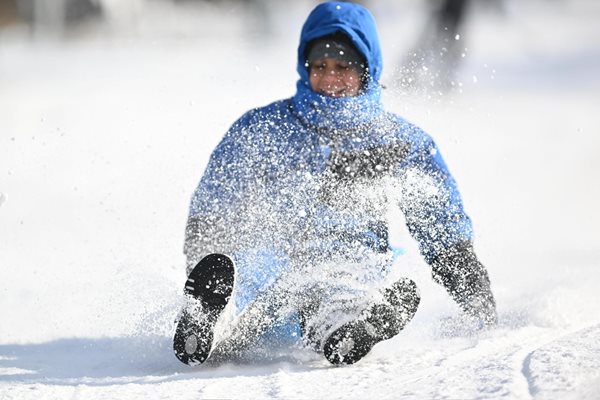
[
  {"xmin": 323, "ymin": 278, "xmax": 420, "ymax": 365},
  {"xmin": 173, "ymin": 254, "xmax": 235, "ymax": 365}
]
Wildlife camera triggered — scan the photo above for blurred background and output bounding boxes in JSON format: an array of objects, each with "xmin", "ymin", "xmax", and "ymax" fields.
[{"xmin": 1, "ymin": 0, "xmax": 599, "ymax": 344}]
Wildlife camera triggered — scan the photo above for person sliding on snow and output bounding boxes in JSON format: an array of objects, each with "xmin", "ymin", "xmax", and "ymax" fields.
[{"xmin": 174, "ymin": 1, "xmax": 497, "ymax": 366}]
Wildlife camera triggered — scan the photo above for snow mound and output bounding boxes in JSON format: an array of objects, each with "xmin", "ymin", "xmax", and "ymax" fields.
[{"xmin": 524, "ymin": 324, "xmax": 600, "ymax": 400}]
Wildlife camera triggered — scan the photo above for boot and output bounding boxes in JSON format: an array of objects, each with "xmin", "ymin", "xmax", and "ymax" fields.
[
  {"xmin": 173, "ymin": 253, "xmax": 235, "ymax": 365},
  {"xmin": 323, "ymin": 277, "xmax": 420, "ymax": 365}
]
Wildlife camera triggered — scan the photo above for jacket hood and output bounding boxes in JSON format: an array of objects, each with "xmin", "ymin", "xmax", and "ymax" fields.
[
  {"xmin": 292, "ymin": 2, "xmax": 384, "ymax": 132},
  {"xmin": 296, "ymin": 2, "xmax": 383, "ymax": 88}
]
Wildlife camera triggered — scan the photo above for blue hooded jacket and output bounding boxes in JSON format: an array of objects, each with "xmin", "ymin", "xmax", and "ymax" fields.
[{"xmin": 185, "ymin": 2, "xmax": 473, "ymax": 277}]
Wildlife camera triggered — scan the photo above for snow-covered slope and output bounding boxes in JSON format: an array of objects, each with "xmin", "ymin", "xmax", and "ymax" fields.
[{"xmin": 1, "ymin": 0, "xmax": 599, "ymax": 399}]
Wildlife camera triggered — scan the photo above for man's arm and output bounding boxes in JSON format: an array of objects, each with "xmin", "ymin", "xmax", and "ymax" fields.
[{"xmin": 396, "ymin": 131, "xmax": 497, "ymax": 325}]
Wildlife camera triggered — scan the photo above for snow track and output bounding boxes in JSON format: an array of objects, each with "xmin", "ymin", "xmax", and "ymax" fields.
[{"xmin": 2, "ymin": 322, "xmax": 598, "ymax": 399}]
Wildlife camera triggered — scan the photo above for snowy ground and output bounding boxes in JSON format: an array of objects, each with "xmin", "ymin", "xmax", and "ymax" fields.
[{"xmin": 1, "ymin": 0, "xmax": 600, "ymax": 399}]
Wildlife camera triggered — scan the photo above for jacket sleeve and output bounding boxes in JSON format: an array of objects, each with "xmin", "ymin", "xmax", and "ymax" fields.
[
  {"xmin": 395, "ymin": 129, "xmax": 474, "ymax": 265},
  {"xmin": 184, "ymin": 114, "xmax": 258, "ymax": 274},
  {"xmin": 395, "ymin": 128, "xmax": 497, "ymax": 325}
]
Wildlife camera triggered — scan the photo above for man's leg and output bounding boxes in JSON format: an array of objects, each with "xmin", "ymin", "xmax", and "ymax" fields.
[
  {"xmin": 294, "ymin": 254, "xmax": 420, "ymax": 365},
  {"xmin": 190, "ymin": 249, "xmax": 300, "ymax": 362}
]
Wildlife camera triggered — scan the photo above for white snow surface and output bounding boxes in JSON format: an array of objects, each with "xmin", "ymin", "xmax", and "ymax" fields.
[{"xmin": 1, "ymin": 0, "xmax": 600, "ymax": 399}]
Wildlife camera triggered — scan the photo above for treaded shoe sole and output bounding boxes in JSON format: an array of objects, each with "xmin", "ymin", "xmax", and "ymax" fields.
[
  {"xmin": 323, "ymin": 278, "xmax": 420, "ymax": 365},
  {"xmin": 173, "ymin": 253, "xmax": 235, "ymax": 365},
  {"xmin": 323, "ymin": 321, "xmax": 378, "ymax": 365}
]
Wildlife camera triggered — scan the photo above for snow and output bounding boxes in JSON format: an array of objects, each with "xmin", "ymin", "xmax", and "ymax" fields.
[{"xmin": 1, "ymin": 0, "xmax": 600, "ymax": 399}]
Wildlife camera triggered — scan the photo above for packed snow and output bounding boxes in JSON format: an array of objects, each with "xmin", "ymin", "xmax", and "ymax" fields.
[{"xmin": 1, "ymin": 0, "xmax": 600, "ymax": 399}]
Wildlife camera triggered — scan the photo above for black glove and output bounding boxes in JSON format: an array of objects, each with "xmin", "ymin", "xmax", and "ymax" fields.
[{"xmin": 431, "ymin": 241, "xmax": 497, "ymax": 326}]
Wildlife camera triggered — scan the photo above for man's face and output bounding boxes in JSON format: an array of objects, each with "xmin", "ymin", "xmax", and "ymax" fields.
[{"xmin": 309, "ymin": 58, "xmax": 362, "ymax": 97}]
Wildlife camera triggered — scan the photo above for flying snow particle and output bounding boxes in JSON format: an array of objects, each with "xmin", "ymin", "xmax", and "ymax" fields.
[
  {"xmin": 472, "ymin": 75, "xmax": 478, "ymax": 83},
  {"xmin": 455, "ymin": 34, "xmax": 460, "ymax": 41},
  {"xmin": 336, "ymin": 5, "xmax": 341, "ymax": 10},
  {"xmin": 0, "ymin": 192, "xmax": 6, "ymax": 208}
]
